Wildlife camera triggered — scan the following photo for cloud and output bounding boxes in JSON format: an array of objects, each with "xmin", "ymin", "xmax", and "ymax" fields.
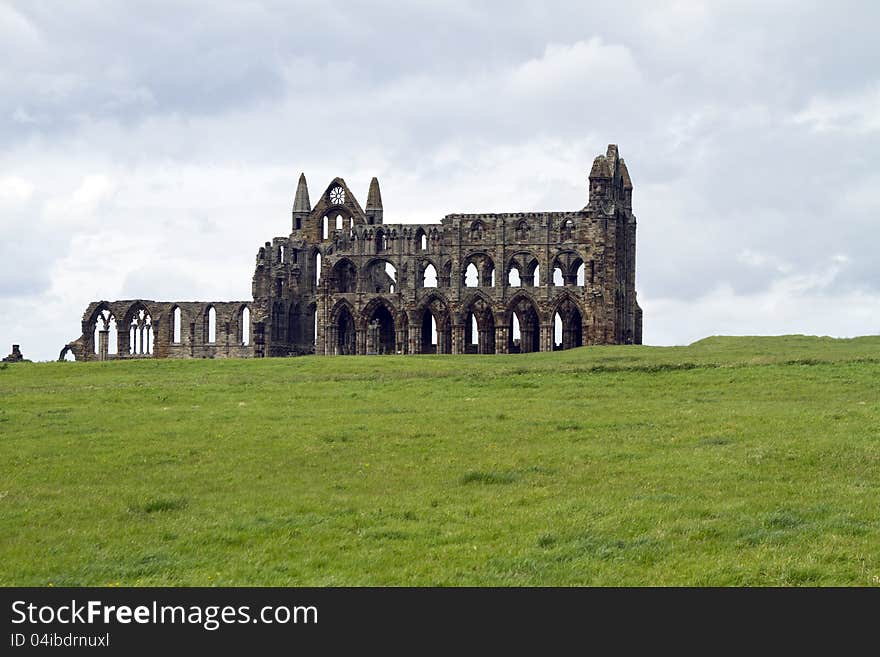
[
  {"xmin": 793, "ymin": 84, "xmax": 880, "ymax": 134},
  {"xmin": 2, "ymin": 1, "xmax": 880, "ymax": 360}
]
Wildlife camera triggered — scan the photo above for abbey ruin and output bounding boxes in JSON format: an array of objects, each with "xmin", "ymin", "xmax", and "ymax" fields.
[{"xmin": 62, "ymin": 144, "xmax": 642, "ymax": 361}]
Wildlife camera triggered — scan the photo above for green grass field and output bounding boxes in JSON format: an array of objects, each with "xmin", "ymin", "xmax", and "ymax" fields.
[{"xmin": 2, "ymin": 335, "xmax": 879, "ymax": 586}]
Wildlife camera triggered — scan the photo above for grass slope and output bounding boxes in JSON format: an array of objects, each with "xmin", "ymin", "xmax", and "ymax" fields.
[{"xmin": 1, "ymin": 335, "xmax": 879, "ymax": 586}]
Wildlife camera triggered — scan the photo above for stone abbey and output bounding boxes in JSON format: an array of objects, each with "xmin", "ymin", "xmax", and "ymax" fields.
[{"xmin": 62, "ymin": 144, "xmax": 642, "ymax": 361}]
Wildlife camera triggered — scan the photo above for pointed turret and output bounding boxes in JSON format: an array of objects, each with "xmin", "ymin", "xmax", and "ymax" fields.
[
  {"xmin": 587, "ymin": 154, "xmax": 612, "ymax": 208},
  {"xmin": 365, "ymin": 177, "xmax": 383, "ymax": 225},
  {"xmin": 292, "ymin": 173, "xmax": 310, "ymax": 231}
]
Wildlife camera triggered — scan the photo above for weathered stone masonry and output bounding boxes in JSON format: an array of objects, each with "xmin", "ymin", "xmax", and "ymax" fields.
[{"xmin": 63, "ymin": 144, "xmax": 642, "ymax": 360}]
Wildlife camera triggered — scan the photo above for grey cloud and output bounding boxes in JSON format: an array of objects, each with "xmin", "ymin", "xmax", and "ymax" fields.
[{"xmin": 3, "ymin": 1, "xmax": 880, "ymax": 359}]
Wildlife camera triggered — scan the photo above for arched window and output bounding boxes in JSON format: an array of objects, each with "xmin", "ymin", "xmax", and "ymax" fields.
[
  {"xmin": 172, "ymin": 306, "xmax": 182, "ymax": 343},
  {"xmin": 508, "ymin": 267, "xmax": 521, "ymax": 287},
  {"xmin": 315, "ymin": 253, "xmax": 322, "ymax": 286},
  {"xmin": 386, "ymin": 262, "xmax": 397, "ymax": 294},
  {"xmin": 421, "ymin": 233, "xmax": 428, "ymax": 250},
  {"xmin": 129, "ymin": 308, "xmax": 153, "ymax": 355},
  {"xmin": 554, "ymin": 312, "xmax": 563, "ymax": 349},
  {"xmin": 376, "ymin": 230, "xmax": 387, "ymax": 252},
  {"xmin": 336, "ymin": 214, "xmax": 343, "ymax": 230},
  {"xmin": 465, "ymin": 263, "xmax": 479, "ymax": 288},
  {"xmin": 577, "ymin": 262, "xmax": 586, "ymax": 286},
  {"xmin": 93, "ymin": 309, "xmax": 118, "ymax": 358},
  {"xmin": 553, "ymin": 267, "xmax": 564, "ymax": 286},
  {"xmin": 516, "ymin": 221, "xmax": 529, "ymax": 240},
  {"xmin": 423, "ymin": 263, "xmax": 438, "ymax": 288},
  {"xmin": 241, "ymin": 307, "xmax": 250, "ymax": 346},
  {"xmin": 470, "ymin": 221, "xmax": 483, "ymax": 241},
  {"xmin": 532, "ymin": 264, "xmax": 541, "ymax": 287},
  {"xmin": 470, "ymin": 314, "xmax": 478, "ymax": 345},
  {"xmin": 561, "ymin": 219, "xmax": 574, "ymax": 241},
  {"xmin": 322, "ymin": 216, "xmax": 329, "ymax": 240},
  {"xmin": 207, "ymin": 306, "xmax": 216, "ymax": 343}
]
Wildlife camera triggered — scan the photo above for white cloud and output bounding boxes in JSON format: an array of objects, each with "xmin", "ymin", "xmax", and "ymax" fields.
[
  {"xmin": 793, "ymin": 84, "xmax": 880, "ymax": 134},
  {"xmin": 507, "ymin": 39, "xmax": 641, "ymax": 96},
  {"xmin": 0, "ymin": 176, "xmax": 34, "ymax": 203},
  {"xmin": 3, "ymin": 2, "xmax": 880, "ymax": 360}
]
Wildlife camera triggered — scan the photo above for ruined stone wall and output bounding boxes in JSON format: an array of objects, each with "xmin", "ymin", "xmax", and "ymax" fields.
[
  {"xmin": 63, "ymin": 300, "xmax": 253, "ymax": 362},
  {"xmin": 252, "ymin": 144, "xmax": 642, "ymax": 357},
  {"xmin": 65, "ymin": 144, "xmax": 641, "ymax": 360}
]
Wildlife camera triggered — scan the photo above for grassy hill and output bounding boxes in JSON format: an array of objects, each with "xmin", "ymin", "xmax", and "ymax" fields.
[{"xmin": 2, "ymin": 335, "xmax": 879, "ymax": 586}]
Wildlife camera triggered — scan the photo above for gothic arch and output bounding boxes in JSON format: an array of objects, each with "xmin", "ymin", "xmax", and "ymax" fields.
[
  {"xmin": 460, "ymin": 290, "xmax": 496, "ymax": 354},
  {"xmin": 329, "ymin": 299, "xmax": 357, "ymax": 355},
  {"xmin": 505, "ymin": 292, "xmax": 541, "ymax": 354},
  {"xmin": 462, "ymin": 252, "xmax": 496, "ymax": 287},
  {"xmin": 553, "ymin": 293, "xmax": 584, "ymax": 350},
  {"xmin": 361, "ymin": 297, "xmax": 397, "ymax": 354},
  {"xmin": 416, "ymin": 292, "xmax": 451, "ymax": 354},
  {"xmin": 331, "ymin": 258, "xmax": 358, "ymax": 293}
]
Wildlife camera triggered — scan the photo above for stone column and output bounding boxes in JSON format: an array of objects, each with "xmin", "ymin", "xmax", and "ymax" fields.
[
  {"xmin": 437, "ymin": 328, "xmax": 448, "ymax": 355},
  {"xmin": 98, "ymin": 330, "xmax": 109, "ymax": 361},
  {"xmin": 495, "ymin": 325, "xmax": 508, "ymax": 354},
  {"xmin": 451, "ymin": 323, "xmax": 464, "ymax": 355},
  {"xmin": 328, "ymin": 325, "xmax": 338, "ymax": 355},
  {"xmin": 395, "ymin": 325, "xmax": 406, "ymax": 354},
  {"xmin": 540, "ymin": 323, "xmax": 553, "ymax": 352},
  {"xmin": 408, "ymin": 321, "xmax": 420, "ymax": 355}
]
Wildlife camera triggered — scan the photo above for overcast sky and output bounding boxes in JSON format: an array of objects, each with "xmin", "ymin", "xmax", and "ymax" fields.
[{"xmin": 1, "ymin": 1, "xmax": 879, "ymax": 360}]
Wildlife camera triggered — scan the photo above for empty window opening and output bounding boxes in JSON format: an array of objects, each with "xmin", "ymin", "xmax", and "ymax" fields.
[
  {"xmin": 470, "ymin": 314, "xmax": 478, "ymax": 345},
  {"xmin": 423, "ymin": 263, "xmax": 438, "ymax": 288},
  {"xmin": 532, "ymin": 265, "xmax": 541, "ymax": 287},
  {"xmin": 421, "ymin": 233, "xmax": 428, "ymax": 250},
  {"xmin": 386, "ymin": 262, "xmax": 397, "ymax": 293},
  {"xmin": 554, "ymin": 312, "xmax": 563, "ymax": 349},
  {"xmin": 130, "ymin": 308, "xmax": 153, "ymax": 356},
  {"xmin": 508, "ymin": 268, "xmax": 521, "ymax": 287},
  {"xmin": 93, "ymin": 309, "xmax": 118, "ymax": 358},
  {"xmin": 333, "ymin": 260, "xmax": 358, "ymax": 293},
  {"xmin": 315, "ymin": 253, "xmax": 322, "ymax": 286},
  {"xmin": 172, "ymin": 307, "xmax": 182, "ymax": 343},
  {"xmin": 553, "ymin": 267, "xmax": 564, "ymax": 286},
  {"xmin": 207, "ymin": 306, "xmax": 217, "ymax": 343},
  {"xmin": 465, "ymin": 263, "xmax": 479, "ymax": 288},
  {"xmin": 241, "ymin": 307, "xmax": 251, "ymax": 346},
  {"xmin": 365, "ymin": 260, "xmax": 396, "ymax": 294},
  {"xmin": 322, "ymin": 216, "xmax": 329, "ymax": 240},
  {"xmin": 336, "ymin": 214, "xmax": 343, "ymax": 230}
]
